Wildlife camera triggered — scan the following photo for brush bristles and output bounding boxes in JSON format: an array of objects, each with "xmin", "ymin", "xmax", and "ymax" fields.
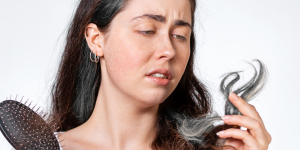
[{"xmin": 0, "ymin": 96, "xmax": 61, "ymax": 150}]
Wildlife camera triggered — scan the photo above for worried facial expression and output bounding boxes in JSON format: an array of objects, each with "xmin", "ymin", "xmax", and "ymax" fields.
[{"xmin": 98, "ymin": 0, "xmax": 192, "ymax": 107}]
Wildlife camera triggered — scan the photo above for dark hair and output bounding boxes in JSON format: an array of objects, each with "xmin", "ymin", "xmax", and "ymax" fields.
[
  {"xmin": 49, "ymin": 0, "xmax": 249, "ymax": 149},
  {"xmin": 168, "ymin": 59, "xmax": 267, "ymax": 150}
]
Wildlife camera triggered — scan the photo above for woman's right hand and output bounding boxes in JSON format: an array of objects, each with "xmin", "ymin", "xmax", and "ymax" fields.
[{"xmin": 217, "ymin": 93, "xmax": 272, "ymax": 150}]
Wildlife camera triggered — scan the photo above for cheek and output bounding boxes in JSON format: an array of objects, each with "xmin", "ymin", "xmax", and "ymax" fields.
[
  {"xmin": 104, "ymin": 30, "xmax": 148, "ymax": 84},
  {"xmin": 174, "ymin": 44, "xmax": 190, "ymax": 80}
]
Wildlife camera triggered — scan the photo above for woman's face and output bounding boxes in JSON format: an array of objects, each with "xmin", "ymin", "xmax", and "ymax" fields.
[{"xmin": 100, "ymin": 0, "xmax": 192, "ymax": 107}]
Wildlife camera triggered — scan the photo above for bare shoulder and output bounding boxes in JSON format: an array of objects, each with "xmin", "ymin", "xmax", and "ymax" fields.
[
  {"xmin": 58, "ymin": 127, "xmax": 84, "ymax": 150},
  {"xmin": 57, "ymin": 127, "xmax": 108, "ymax": 150},
  {"xmin": 57, "ymin": 130, "xmax": 73, "ymax": 150}
]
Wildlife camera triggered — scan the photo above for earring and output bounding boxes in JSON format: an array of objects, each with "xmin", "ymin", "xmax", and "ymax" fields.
[{"xmin": 90, "ymin": 52, "xmax": 99, "ymax": 63}]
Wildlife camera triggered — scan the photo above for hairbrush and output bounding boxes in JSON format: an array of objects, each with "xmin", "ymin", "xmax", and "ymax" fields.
[{"xmin": 0, "ymin": 96, "xmax": 61, "ymax": 150}]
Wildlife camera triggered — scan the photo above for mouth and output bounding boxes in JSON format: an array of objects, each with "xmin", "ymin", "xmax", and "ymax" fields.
[
  {"xmin": 149, "ymin": 73, "xmax": 168, "ymax": 79},
  {"xmin": 146, "ymin": 68, "xmax": 172, "ymax": 86}
]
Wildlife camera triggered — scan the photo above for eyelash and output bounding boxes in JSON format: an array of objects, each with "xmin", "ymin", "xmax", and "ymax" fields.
[{"xmin": 139, "ymin": 31, "xmax": 187, "ymax": 42}]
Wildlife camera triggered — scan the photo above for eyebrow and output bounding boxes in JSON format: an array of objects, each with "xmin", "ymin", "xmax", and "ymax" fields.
[{"xmin": 131, "ymin": 14, "xmax": 192, "ymax": 30}]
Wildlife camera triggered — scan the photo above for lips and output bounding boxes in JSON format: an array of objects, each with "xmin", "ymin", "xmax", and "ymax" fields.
[
  {"xmin": 146, "ymin": 68, "xmax": 172, "ymax": 80},
  {"xmin": 146, "ymin": 68, "xmax": 172, "ymax": 86}
]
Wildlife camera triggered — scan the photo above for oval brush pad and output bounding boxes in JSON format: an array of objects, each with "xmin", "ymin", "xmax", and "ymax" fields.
[{"xmin": 0, "ymin": 99, "xmax": 60, "ymax": 150}]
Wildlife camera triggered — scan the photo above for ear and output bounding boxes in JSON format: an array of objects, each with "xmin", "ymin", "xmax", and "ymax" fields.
[{"xmin": 85, "ymin": 23, "xmax": 104, "ymax": 57}]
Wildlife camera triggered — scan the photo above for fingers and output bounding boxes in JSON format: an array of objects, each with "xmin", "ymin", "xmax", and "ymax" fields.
[
  {"xmin": 222, "ymin": 115, "xmax": 270, "ymax": 145},
  {"xmin": 226, "ymin": 92, "xmax": 272, "ymax": 146},
  {"xmin": 217, "ymin": 128, "xmax": 260, "ymax": 149},
  {"xmin": 224, "ymin": 138, "xmax": 244, "ymax": 150},
  {"xmin": 228, "ymin": 92, "xmax": 264, "ymax": 125}
]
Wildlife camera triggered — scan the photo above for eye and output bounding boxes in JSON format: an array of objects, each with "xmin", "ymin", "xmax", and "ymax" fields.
[
  {"xmin": 173, "ymin": 35, "xmax": 186, "ymax": 42},
  {"xmin": 139, "ymin": 31, "xmax": 155, "ymax": 35}
]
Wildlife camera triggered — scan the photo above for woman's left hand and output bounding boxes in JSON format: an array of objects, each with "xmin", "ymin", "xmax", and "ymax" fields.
[{"xmin": 216, "ymin": 92, "xmax": 272, "ymax": 150}]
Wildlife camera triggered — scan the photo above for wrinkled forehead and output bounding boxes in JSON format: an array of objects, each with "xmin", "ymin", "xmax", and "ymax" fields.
[{"xmin": 117, "ymin": 0, "xmax": 192, "ymax": 26}]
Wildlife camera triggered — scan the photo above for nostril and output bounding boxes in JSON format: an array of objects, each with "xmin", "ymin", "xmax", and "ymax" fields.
[
  {"xmin": 156, "ymin": 38, "xmax": 176, "ymax": 60},
  {"xmin": 160, "ymin": 47, "xmax": 176, "ymax": 59}
]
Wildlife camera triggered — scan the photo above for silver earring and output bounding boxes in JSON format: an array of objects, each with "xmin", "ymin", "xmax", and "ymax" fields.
[{"xmin": 90, "ymin": 52, "xmax": 99, "ymax": 63}]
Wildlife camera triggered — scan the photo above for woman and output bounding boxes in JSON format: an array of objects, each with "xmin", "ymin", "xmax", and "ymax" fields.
[{"xmin": 50, "ymin": 0, "xmax": 271, "ymax": 149}]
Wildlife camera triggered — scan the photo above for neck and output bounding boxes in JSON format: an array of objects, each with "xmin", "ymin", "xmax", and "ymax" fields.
[{"xmin": 83, "ymin": 78, "xmax": 159, "ymax": 150}]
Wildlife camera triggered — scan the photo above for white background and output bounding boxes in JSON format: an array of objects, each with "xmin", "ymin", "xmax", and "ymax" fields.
[{"xmin": 0, "ymin": 0, "xmax": 299, "ymax": 149}]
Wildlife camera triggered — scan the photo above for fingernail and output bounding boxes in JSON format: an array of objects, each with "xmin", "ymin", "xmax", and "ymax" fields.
[
  {"xmin": 222, "ymin": 115, "xmax": 232, "ymax": 120},
  {"xmin": 216, "ymin": 131, "xmax": 225, "ymax": 136},
  {"xmin": 230, "ymin": 92, "xmax": 239, "ymax": 101}
]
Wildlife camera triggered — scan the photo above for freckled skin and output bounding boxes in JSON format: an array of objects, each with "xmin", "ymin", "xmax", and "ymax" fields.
[{"xmin": 101, "ymin": 0, "xmax": 192, "ymax": 107}]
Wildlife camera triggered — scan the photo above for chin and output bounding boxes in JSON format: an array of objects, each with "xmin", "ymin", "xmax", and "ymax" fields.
[{"xmin": 134, "ymin": 93, "xmax": 169, "ymax": 108}]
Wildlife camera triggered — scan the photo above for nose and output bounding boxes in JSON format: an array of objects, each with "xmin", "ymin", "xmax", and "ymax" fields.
[{"xmin": 155, "ymin": 34, "xmax": 176, "ymax": 61}]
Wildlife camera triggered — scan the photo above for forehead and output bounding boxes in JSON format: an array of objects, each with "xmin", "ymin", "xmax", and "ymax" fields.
[{"xmin": 117, "ymin": 0, "xmax": 192, "ymax": 25}]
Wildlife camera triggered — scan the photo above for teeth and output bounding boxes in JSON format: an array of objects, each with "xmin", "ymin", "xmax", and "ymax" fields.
[{"xmin": 150, "ymin": 73, "xmax": 167, "ymax": 79}]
